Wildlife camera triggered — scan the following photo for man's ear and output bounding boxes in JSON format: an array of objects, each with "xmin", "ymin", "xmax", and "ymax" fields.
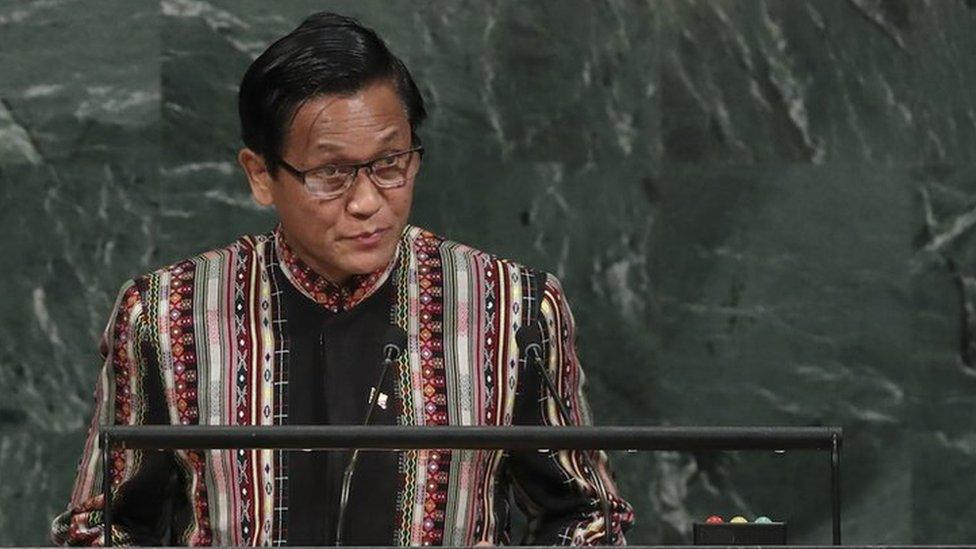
[{"xmin": 238, "ymin": 148, "xmax": 275, "ymax": 206}]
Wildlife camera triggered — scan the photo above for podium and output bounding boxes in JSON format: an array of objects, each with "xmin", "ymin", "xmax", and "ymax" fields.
[{"xmin": 99, "ymin": 425, "xmax": 843, "ymax": 546}]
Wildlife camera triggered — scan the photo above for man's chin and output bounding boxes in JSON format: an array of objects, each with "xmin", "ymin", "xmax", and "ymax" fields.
[{"xmin": 343, "ymin": 252, "xmax": 395, "ymax": 278}]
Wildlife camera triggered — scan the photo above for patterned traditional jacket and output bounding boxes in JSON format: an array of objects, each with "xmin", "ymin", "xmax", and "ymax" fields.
[{"xmin": 52, "ymin": 225, "xmax": 634, "ymax": 546}]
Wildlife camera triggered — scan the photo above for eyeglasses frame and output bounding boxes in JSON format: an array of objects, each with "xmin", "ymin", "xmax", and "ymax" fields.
[{"xmin": 274, "ymin": 145, "xmax": 425, "ymax": 200}]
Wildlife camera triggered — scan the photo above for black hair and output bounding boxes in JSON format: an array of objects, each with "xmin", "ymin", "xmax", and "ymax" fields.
[{"xmin": 238, "ymin": 12, "xmax": 426, "ymax": 174}]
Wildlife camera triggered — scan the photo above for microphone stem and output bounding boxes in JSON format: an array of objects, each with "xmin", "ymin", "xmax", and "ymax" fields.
[
  {"xmin": 335, "ymin": 353, "xmax": 395, "ymax": 546},
  {"xmin": 528, "ymin": 348, "xmax": 615, "ymax": 545}
]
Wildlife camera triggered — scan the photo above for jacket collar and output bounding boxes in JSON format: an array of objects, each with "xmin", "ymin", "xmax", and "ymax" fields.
[{"xmin": 273, "ymin": 226, "xmax": 399, "ymax": 313}]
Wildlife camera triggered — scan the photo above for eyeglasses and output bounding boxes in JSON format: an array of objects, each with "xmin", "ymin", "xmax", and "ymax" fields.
[{"xmin": 275, "ymin": 145, "xmax": 424, "ymax": 200}]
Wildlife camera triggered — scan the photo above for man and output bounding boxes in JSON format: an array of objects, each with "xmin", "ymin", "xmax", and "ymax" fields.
[{"xmin": 52, "ymin": 12, "xmax": 633, "ymax": 546}]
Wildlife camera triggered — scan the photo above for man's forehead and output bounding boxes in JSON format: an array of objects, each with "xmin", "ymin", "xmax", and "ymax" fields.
[{"xmin": 286, "ymin": 86, "xmax": 408, "ymax": 149}]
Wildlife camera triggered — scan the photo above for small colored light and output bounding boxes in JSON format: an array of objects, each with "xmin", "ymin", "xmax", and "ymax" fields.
[
  {"xmin": 755, "ymin": 516, "xmax": 773, "ymax": 524},
  {"xmin": 705, "ymin": 515, "xmax": 724, "ymax": 524},
  {"xmin": 730, "ymin": 516, "xmax": 748, "ymax": 523}
]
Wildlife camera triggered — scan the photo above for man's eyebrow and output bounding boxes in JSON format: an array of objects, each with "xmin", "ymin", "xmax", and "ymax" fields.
[{"xmin": 313, "ymin": 127, "xmax": 403, "ymax": 152}]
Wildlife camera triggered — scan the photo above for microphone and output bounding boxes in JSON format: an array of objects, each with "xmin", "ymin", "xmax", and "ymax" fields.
[
  {"xmin": 335, "ymin": 324, "xmax": 407, "ymax": 546},
  {"xmin": 515, "ymin": 322, "xmax": 544, "ymax": 365},
  {"xmin": 515, "ymin": 322, "xmax": 615, "ymax": 544},
  {"xmin": 381, "ymin": 324, "xmax": 408, "ymax": 366}
]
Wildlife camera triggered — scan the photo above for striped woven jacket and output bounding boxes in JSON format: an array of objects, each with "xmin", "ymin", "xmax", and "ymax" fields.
[{"xmin": 52, "ymin": 225, "xmax": 634, "ymax": 546}]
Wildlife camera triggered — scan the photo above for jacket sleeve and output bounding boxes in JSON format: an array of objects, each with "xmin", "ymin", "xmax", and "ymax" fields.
[
  {"xmin": 51, "ymin": 280, "xmax": 179, "ymax": 546},
  {"xmin": 508, "ymin": 274, "xmax": 635, "ymax": 545}
]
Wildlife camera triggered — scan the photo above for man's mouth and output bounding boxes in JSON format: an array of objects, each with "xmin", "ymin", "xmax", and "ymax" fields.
[{"xmin": 346, "ymin": 227, "xmax": 388, "ymax": 245}]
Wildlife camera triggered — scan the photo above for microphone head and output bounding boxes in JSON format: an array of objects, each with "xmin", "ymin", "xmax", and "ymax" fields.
[
  {"xmin": 382, "ymin": 324, "xmax": 408, "ymax": 361},
  {"xmin": 515, "ymin": 321, "xmax": 543, "ymax": 356}
]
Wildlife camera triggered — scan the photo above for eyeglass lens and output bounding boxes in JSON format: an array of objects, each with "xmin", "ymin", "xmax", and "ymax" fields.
[{"xmin": 304, "ymin": 150, "xmax": 420, "ymax": 198}]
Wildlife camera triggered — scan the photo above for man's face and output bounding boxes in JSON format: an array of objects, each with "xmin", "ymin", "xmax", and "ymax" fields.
[{"xmin": 244, "ymin": 80, "xmax": 416, "ymax": 283}]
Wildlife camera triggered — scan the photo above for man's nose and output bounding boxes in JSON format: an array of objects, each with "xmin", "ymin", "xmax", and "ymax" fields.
[{"xmin": 345, "ymin": 170, "xmax": 383, "ymax": 218}]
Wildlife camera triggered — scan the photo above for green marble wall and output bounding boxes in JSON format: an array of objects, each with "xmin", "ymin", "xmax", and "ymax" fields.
[{"xmin": 1, "ymin": 0, "xmax": 974, "ymax": 545}]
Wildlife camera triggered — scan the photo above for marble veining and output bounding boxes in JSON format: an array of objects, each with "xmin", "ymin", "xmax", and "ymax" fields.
[{"xmin": 0, "ymin": 0, "xmax": 974, "ymax": 545}]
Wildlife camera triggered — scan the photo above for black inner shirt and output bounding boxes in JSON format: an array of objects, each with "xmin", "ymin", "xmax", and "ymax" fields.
[{"xmin": 276, "ymin": 262, "xmax": 401, "ymax": 546}]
